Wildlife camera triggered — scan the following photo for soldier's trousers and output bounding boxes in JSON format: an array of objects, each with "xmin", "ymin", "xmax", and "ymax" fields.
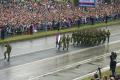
[
  {"xmin": 63, "ymin": 44, "xmax": 66, "ymax": 50},
  {"xmin": 4, "ymin": 51, "xmax": 10, "ymax": 62},
  {"xmin": 66, "ymin": 43, "xmax": 69, "ymax": 50}
]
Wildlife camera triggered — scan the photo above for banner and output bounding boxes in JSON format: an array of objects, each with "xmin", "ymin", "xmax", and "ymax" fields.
[{"xmin": 79, "ymin": 0, "xmax": 96, "ymax": 7}]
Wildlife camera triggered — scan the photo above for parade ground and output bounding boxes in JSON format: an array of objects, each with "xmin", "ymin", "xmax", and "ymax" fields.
[{"xmin": 0, "ymin": 25, "xmax": 120, "ymax": 80}]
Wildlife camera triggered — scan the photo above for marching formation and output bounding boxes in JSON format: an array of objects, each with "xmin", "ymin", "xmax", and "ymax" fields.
[
  {"xmin": 71, "ymin": 29, "xmax": 111, "ymax": 46},
  {"xmin": 56, "ymin": 29, "xmax": 110, "ymax": 51},
  {"xmin": 56, "ymin": 34, "xmax": 70, "ymax": 51},
  {"xmin": 3, "ymin": 28, "xmax": 111, "ymax": 62}
]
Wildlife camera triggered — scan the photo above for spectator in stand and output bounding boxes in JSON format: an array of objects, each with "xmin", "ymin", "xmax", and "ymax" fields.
[
  {"xmin": 0, "ymin": 0, "xmax": 120, "ymax": 38},
  {"xmin": 1, "ymin": 27, "xmax": 5, "ymax": 40},
  {"xmin": 29, "ymin": 24, "xmax": 33, "ymax": 35}
]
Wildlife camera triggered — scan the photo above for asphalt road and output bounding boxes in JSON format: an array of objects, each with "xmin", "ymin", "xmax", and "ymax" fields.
[{"xmin": 0, "ymin": 25, "xmax": 120, "ymax": 80}]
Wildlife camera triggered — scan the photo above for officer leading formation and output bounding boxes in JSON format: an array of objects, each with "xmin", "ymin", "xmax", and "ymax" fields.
[{"xmin": 4, "ymin": 43, "xmax": 12, "ymax": 62}]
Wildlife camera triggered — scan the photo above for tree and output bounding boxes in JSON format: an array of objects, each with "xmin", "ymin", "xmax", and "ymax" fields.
[{"xmin": 72, "ymin": 0, "xmax": 79, "ymax": 6}]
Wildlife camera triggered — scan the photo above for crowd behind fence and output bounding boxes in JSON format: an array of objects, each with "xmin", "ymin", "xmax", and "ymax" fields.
[{"xmin": 0, "ymin": 0, "xmax": 120, "ymax": 39}]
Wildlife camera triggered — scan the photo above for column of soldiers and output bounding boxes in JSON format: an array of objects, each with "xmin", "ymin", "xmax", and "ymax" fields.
[
  {"xmin": 71, "ymin": 29, "xmax": 110, "ymax": 47},
  {"xmin": 57, "ymin": 29, "xmax": 110, "ymax": 51}
]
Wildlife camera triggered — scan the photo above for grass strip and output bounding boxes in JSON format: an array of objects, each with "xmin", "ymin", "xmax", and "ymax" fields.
[{"xmin": 0, "ymin": 20, "xmax": 120, "ymax": 44}]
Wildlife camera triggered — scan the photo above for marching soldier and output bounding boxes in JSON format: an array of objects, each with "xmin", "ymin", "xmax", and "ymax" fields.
[
  {"xmin": 106, "ymin": 30, "xmax": 111, "ymax": 43},
  {"xmin": 4, "ymin": 43, "xmax": 12, "ymax": 62},
  {"xmin": 102, "ymin": 29, "xmax": 107, "ymax": 44},
  {"xmin": 58, "ymin": 38, "xmax": 62, "ymax": 50},
  {"xmin": 66, "ymin": 35, "xmax": 70, "ymax": 51},
  {"xmin": 62, "ymin": 34, "xmax": 66, "ymax": 50},
  {"xmin": 56, "ymin": 28, "xmax": 109, "ymax": 49},
  {"xmin": 72, "ymin": 32, "xmax": 76, "ymax": 46}
]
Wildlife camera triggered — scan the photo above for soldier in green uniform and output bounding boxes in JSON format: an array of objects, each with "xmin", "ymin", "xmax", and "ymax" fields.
[
  {"xmin": 62, "ymin": 34, "xmax": 66, "ymax": 50},
  {"xmin": 99, "ymin": 29, "xmax": 104, "ymax": 44},
  {"xmin": 76, "ymin": 32, "xmax": 80, "ymax": 46},
  {"xmin": 66, "ymin": 35, "xmax": 70, "ymax": 51},
  {"xmin": 72, "ymin": 32, "xmax": 77, "ymax": 46},
  {"xmin": 4, "ymin": 43, "xmax": 12, "ymax": 62},
  {"xmin": 70, "ymin": 29, "xmax": 110, "ymax": 47},
  {"xmin": 58, "ymin": 38, "xmax": 62, "ymax": 50},
  {"xmin": 106, "ymin": 30, "xmax": 110, "ymax": 43},
  {"xmin": 102, "ymin": 29, "xmax": 107, "ymax": 44},
  {"xmin": 96, "ymin": 30, "xmax": 101, "ymax": 45},
  {"xmin": 71, "ymin": 32, "xmax": 75, "ymax": 46}
]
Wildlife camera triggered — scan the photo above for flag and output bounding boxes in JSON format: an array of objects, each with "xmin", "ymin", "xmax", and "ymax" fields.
[{"xmin": 58, "ymin": 34, "xmax": 61, "ymax": 43}]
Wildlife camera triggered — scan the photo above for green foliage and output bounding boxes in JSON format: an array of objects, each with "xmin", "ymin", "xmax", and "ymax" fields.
[{"xmin": 72, "ymin": 0, "xmax": 79, "ymax": 6}]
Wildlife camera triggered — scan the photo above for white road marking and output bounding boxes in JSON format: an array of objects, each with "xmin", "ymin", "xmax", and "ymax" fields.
[
  {"xmin": 0, "ymin": 40, "xmax": 120, "ymax": 79},
  {"xmin": 29, "ymin": 50, "xmax": 120, "ymax": 80},
  {"xmin": 0, "ymin": 40, "xmax": 120, "ymax": 71}
]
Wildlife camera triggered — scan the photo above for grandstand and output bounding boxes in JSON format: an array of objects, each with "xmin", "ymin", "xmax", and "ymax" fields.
[{"xmin": 0, "ymin": 0, "xmax": 119, "ymax": 37}]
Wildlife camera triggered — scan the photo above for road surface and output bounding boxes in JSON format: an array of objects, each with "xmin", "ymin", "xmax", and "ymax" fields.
[{"xmin": 0, "ymin": 25, "xmax": 120, "ymax": 80}]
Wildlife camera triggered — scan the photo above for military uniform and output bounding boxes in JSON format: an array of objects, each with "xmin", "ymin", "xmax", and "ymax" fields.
[
  {"xmin": 58, "ymin": 38, "xmax": 62, "ymax": 50},
  {"xmin": 76, "ymin": 29, "xmax": 108, "ymax": 46},
  {"xmin": 59, "ymin": 28, "xmax": 108, "ymax": 49},
  {"xmin": 4, "ymin": 43, "xmax": 12, "ymax": 62},
  {"xmin": 66, "ymin": 35, "xmax": 70, "ymax": 50},
  {"xmin": 62, "ymin": 34, "xmax": 66, "ymax": 50},
  {"xmin": 106, "ymin": 30, "xmax": 110, "ymax": 43},
  {"xmin": 72, "ymin": 32, "xmax": 76, "ymax": 46}
]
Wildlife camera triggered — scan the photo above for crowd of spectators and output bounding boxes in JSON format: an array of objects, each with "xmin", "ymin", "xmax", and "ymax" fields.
[{"xmin": 0, "ymin": 0, "xmax": 120, "ymax": 39}]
